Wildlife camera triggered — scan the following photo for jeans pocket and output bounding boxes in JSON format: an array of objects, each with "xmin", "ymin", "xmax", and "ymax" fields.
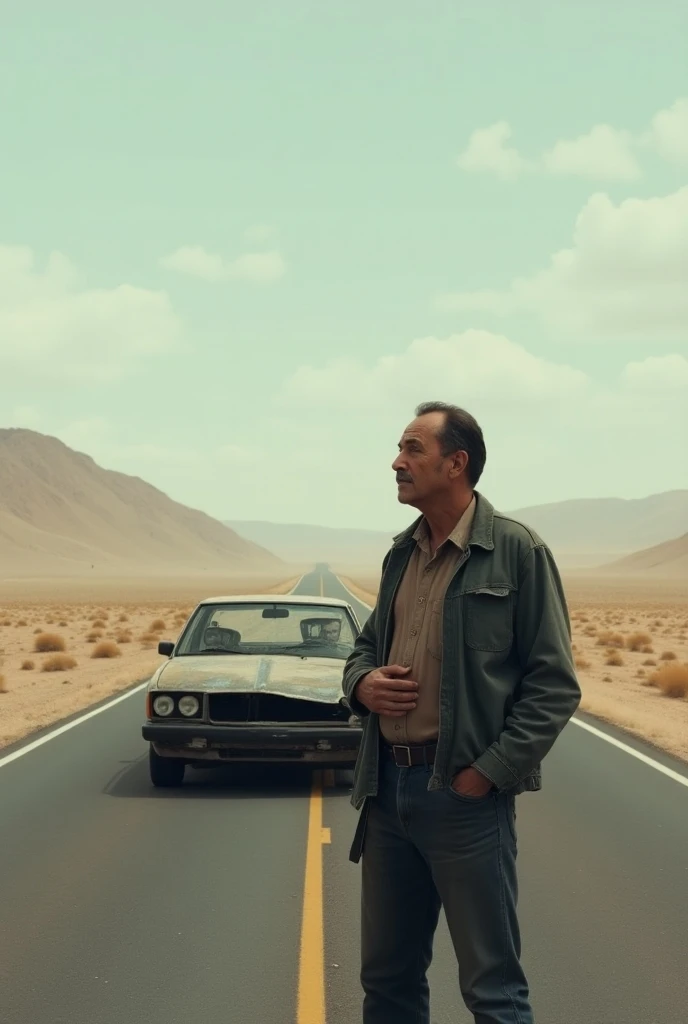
[{"xmin": 447, "ymin": 783, "xmax": 493, "ymax": 804}]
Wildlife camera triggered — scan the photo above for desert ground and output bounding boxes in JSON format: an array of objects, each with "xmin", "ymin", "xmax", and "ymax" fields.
[
  {"xmin": 0, "ymin": 573, "xmax": 302, "ymax": 750},
  {"xmin": 339, "ymin": 572, "xmax": 688, "ymax": 765}
]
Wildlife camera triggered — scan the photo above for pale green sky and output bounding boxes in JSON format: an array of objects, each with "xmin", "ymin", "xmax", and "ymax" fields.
[{"xmin": 1, "ymin": 1, "xmax": 687, "ymax": 531}]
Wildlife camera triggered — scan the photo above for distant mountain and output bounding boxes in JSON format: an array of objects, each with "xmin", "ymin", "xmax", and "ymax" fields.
[
  {"xmin": 600, "ymin": 533, "xmax": 688, "ymax": 577},
  {"xmin": 0, "ymin": 429, "xmax": 280, "ymax": 576},
  {"xmin": 507, "ymin": 491, "xmax": 688, "ymax": 558},
  {"xmin": 227, "ymin": 490, "xmax": 688, "ymax": 569}
]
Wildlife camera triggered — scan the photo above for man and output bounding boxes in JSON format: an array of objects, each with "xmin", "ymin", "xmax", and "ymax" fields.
[
  {"xmin": 322, "ymin": 619, "xmax": 342, "ymax": 642},
  {"xmin": 342, "ymin": 402, "xmax": 581, "ymax": 1024}
]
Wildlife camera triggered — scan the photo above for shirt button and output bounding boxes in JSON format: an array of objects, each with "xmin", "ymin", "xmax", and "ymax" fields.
[
  {"xmin": 395, "ymin": 724, "xmax": 401, "ymax": 731},
  {"xmin": 411, "ymin": 628, "xmax": 417, "ymax": 636}
]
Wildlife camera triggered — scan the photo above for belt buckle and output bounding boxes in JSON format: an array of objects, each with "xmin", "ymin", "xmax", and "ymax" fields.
[{"xmin": 392, "ymin": 744, "xmax": 412, "ymax": 767}]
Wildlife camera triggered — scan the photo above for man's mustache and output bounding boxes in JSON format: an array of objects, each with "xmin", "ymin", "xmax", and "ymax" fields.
[{"xmin": 396, "ymin": 473, "xmax": 413, "ymax": 483}]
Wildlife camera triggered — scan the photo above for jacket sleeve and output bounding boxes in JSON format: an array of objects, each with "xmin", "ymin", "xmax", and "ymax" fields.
[
  {"xmin": 341, "ymin": 555, "xmax": 389, "ymax": 717},
  {"xmin": 472, "ymin": 543, "xmax": 581, "ymax": 790}
]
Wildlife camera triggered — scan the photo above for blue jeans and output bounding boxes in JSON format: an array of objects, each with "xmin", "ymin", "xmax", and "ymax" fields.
[{"xmin": 360, "ymin": 757, "xmax": 534, "ymax": 1023}]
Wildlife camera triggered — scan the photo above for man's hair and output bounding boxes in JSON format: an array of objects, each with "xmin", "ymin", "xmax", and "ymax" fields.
[{"xmin": 414, "ymin": 401, "xmax": 486, "ymax": 486}]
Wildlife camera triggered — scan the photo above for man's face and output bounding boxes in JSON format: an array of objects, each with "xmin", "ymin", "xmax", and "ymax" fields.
[
  {"xmin": 322, "ymin": 621, "xmax": 341, "ymax": 642},
  {"xmin": 391, "ymin": 412, "xmax": 456, "ymax": 508}
]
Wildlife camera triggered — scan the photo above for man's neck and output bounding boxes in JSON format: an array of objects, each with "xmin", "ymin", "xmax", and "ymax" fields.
[{"xmin": 421, "ymin": 491, "xmax": 474, "ymax": 553}]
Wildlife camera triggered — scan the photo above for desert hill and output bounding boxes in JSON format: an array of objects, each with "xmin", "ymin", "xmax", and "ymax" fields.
[
  {"xmin": 600, "ymin": 533, "xmax": 688, "ymax": 577},
  {"xmin": 228, "ymin": 491, "xmax": 688, "ymax": 568},
  {"xmin": 0, "ymin": 429, "xmax": 280, "ymax": 576}
]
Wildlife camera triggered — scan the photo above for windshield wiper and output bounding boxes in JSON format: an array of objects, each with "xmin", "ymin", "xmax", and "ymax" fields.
[{"xmin": 198, "ymin": 647, "xmax": 243, "ymax": 654}]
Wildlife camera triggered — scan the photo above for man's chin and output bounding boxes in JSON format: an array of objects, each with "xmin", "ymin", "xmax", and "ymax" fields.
[{"xmin": 396, "ymin": 484, "xmax": 415, "ymax": 505}]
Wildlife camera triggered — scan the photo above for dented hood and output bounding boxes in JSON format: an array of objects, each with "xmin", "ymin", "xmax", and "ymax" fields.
[{"xmin": 152, "ymin": 653, "xmax": 346, "ymax": 703}]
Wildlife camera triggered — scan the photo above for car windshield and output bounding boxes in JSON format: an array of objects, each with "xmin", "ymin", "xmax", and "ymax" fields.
[{"xmin": 175, "ymin": 601, "xmax": 357, "ymax": 660}]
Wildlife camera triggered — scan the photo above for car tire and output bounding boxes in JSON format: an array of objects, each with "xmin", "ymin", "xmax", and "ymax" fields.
[{"xmin": 149, "ymin": 745, "xmax": 185, "ymax": 787}]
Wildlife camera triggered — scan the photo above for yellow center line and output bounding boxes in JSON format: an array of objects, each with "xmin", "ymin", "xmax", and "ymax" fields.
[{"xmin": 297, "ymin": 770, "xmax": 330, "ymax": 1024}]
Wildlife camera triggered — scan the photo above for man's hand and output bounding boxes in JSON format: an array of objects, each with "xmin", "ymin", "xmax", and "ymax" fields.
[
  {"xmin": 450, "ymin": 767, "xmax": 494, "ymax": 798},
  {"xmin": 354, "ymin": 665, "xmax": 419, "ymax": 717}
]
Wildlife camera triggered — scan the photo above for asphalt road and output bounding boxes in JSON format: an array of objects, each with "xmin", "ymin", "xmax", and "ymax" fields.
[{"xmin": 1, "ymin": 569, "xmax": 687, "ymax": 1024}]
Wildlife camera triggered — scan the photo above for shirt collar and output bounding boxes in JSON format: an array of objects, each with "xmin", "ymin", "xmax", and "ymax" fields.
[{"xmin": 413, "ymin": 494, "xmax": 477, "ymax": 554}]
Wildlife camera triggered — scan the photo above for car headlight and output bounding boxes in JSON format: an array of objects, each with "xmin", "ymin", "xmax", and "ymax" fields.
[
  {"xmin": 178, "ymin": 695, "xmax": 200, "ymax": 717},
  {"xmin": 153, "ymin": 694, "xmax": 175, "ymax": 717}
]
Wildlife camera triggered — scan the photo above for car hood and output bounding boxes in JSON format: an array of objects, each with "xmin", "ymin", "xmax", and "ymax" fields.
[{"xmin": 151, "ymin": 653, "xmax": 346, "ymax": 703}]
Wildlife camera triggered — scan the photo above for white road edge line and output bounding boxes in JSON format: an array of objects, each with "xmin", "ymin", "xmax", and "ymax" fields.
[
  {"xmin": 0, "ymin": 682, "xmax": 149, "ymax": 769},
  {"xmin": 570, "ymin": 717, "xmax": 688, "ymax": 788},
  {"xmin": 0, "ymin": 575, "xmax": 308, "ymax": 771},
  {"xmin": 333, "ymin": 574, "xmax": 688, "ymax": 790}
]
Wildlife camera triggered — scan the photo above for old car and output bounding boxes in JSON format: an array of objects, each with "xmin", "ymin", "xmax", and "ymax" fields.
[{"xmin": 141, "ymin": 593, "xmax": 363, "ymax": 787}]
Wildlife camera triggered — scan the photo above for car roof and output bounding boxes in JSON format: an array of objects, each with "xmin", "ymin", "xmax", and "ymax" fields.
[{"xmin": 197, "ymin": 594, "xmax": 352, "ymax": 608}]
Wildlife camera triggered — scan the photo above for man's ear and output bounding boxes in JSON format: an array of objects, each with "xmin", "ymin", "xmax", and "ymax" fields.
[{"xmin": 448, "ymin": 450, "xmax": 468, "ymax": 477}]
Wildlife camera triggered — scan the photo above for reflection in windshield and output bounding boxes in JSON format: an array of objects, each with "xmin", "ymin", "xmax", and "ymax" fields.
[{"xmin": 176, "ymin": 602, "xmax": 356, "ymax": 660}]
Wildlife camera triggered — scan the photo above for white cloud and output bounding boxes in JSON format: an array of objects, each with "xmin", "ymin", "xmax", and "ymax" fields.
[
  {"xmin": 438, "ymin": 186, "xmax": 688, "ymax": 341},
  {"xmin": 647, "ymin": 97, "xmax": 688, "ymax": 167},
  {"xmin": 457, "ymin": 97, "xmax": 688, "ymax": 180},
  {"xmin": 278, "ymin": 334, "xmax": 688, "ymax": 509},
  {"xmin": 542, "ymin": 124, "xmax": 641, "ymax": 180},
  {"xmin": 161, "ymin": 245, "xmax": 285, "ymax": 283},
  {"xmin": 456, "ymin": 122, "xmax": 532, "ymax": 180},
  {"xmin": 0, "ymin": 245, "xmax": 181, "ymax": 380}
]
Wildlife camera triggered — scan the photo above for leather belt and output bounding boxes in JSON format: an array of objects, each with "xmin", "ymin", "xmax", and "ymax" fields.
[{"xmin": 383, "ymin": 741, "xmax": 437, "ymax": 767}]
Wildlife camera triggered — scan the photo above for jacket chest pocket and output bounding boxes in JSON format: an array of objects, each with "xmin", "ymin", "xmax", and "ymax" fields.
[{"xmin": 464, "ymin": 586, "xmax": 513, "ymax": 652}]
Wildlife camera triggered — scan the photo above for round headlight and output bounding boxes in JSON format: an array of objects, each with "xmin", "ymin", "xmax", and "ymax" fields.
[
  {"xmin": 153, "ymin": 694, "xmax": 175, "ymax": 717},
  {"xmin": 178, "ymin": 695, "xmax": 200, "ymax": 717}
]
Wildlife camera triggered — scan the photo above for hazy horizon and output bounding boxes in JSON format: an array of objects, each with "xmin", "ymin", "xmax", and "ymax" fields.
[{"xmin": 1, "ymin": 2, "xmax": 686, "ymax": 533}]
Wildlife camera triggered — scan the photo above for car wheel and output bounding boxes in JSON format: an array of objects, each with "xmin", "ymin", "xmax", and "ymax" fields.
[{"xmin": 149, "ymin": 745, "xmax": 185, "ymax": 787}]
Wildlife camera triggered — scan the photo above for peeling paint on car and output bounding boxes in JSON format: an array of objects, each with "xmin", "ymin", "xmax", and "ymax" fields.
[{"xmin": 151, "ymin": 653, "xmax": 346, "ymax": 703}]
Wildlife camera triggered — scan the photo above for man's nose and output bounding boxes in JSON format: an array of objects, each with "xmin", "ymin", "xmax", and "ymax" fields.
[{"xmin": 392, "ymin": 454, "xmax": 404, "ymax": 471}]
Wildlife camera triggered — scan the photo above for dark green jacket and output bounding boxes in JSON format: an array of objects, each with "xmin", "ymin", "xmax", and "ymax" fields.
[{"xmin": 342, "ymin": 491, "xmax": 581, "ymax": 810}]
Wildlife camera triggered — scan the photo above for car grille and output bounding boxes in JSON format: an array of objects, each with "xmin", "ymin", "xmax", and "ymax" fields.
[{"xmin": 208, "ymin": 693, "xmax": 349, "ymax": 724}]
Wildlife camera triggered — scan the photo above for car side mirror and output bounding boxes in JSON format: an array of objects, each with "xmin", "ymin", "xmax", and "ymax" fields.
[{"xmin": 158, "ymin": 641, "xmax": 174, "ymax": 656}]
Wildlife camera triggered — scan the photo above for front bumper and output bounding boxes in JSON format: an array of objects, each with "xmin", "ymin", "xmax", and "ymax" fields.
[{"xmin": 142, "ymin": 721, "xmax": 362, "ymax": 763}]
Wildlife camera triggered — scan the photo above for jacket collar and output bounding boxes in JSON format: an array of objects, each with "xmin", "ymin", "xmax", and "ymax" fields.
[{"xmin": 391, "ymin": 489, "xmax": 495, "ymax": 551}]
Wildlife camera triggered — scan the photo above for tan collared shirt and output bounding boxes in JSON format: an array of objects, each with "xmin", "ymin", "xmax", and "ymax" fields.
[{"xmin": 379, "ymin": 496, "xmax": 476, "ymax": 745}]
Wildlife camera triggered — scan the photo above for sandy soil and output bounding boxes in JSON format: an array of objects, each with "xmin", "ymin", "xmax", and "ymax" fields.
[
  {"xmin": 345, "ymin": 571, "xmax": 688, "ymax": 765},
  {"xmin": 0, "ymin": 574, "xmax": 301, "ymax": 750}
]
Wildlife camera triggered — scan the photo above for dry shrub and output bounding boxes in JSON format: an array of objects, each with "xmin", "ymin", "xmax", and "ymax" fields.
[
  {"xmin": 649, "ymin": 663, "xmax": 688, "ymax": 699},
  {"xmin": 636, "ymin": 669, "xmax": 645, "ymax": 677},
  {"xmin": 660, "ymin": 650, "xmax": 677, "ymax": 661},
  {"xmin": 641, "ymin": 645, "xmax": 654, "ymax": 654},
  {"xmin": 91, "ymin": 641, "xmax": 121, "ymax": 659},
  {"xmin": 95, "ymin": 610, "xmax": 109, "ymax": 620},
  {"xmin": 625, "ymin": 632, "xmax": 652, "ymax": 652},
  {"xmin": 86, "ymin": 631, "xmax": 103, "ymax": 643},
  {"xmin": 21, "ymin": 660, "xmax": 35, "ymax": 671},
  {"xmin": 58, "ymin": 620, "xmax": 69, "ymax": 628},
  {"xmin": 116, "ymin": 632, "xmax": 132, "ymax": 644},
  {"xmin": 34, "ymin": 632, "xmax": 66, "ymax": 653},
  {"xmin": 92, "ymin": 619, "xmax": 107, "ymax": 629},
  {"xmin": 602, "ymin": 675, "xmax": 612, "ymax": 682},
  {"xmin": 575, "ymin": 656, "xmax": 591, "ymax": 670},
  {"xmin": 0, "ymin": 673, "xmax": 6, "ymax": 693},
  {"xmin": 605, "ymin": 650, "xmax": 624, "ymax": 667},
  {"xmin": 1, "ymin": 618, "xmax": 12, "ymax": 627},
  {"xmin": 149, "ymin": 618, "xmax": 166, "ymax": 632},
  {"xmin": 643, "ymin": 658, "xmax": 657, "ymax": 666},
  {"xmin": 139, "ymin": 631, "xmax": 158, "ymax": 646},
  {"xmin": 16, "ymin": 619, "xmax": 28, "ymax": 627},
  {"xmin": 596, "ymin": 631, "xmax": 624, "ymax": 649},
  {"xmin": 118, "ymin": 613, "xmax": 129, "ymax": 622},
  {"xmin": 42, "ymin": 654, "xmax": 77, "ymax": 672}
]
